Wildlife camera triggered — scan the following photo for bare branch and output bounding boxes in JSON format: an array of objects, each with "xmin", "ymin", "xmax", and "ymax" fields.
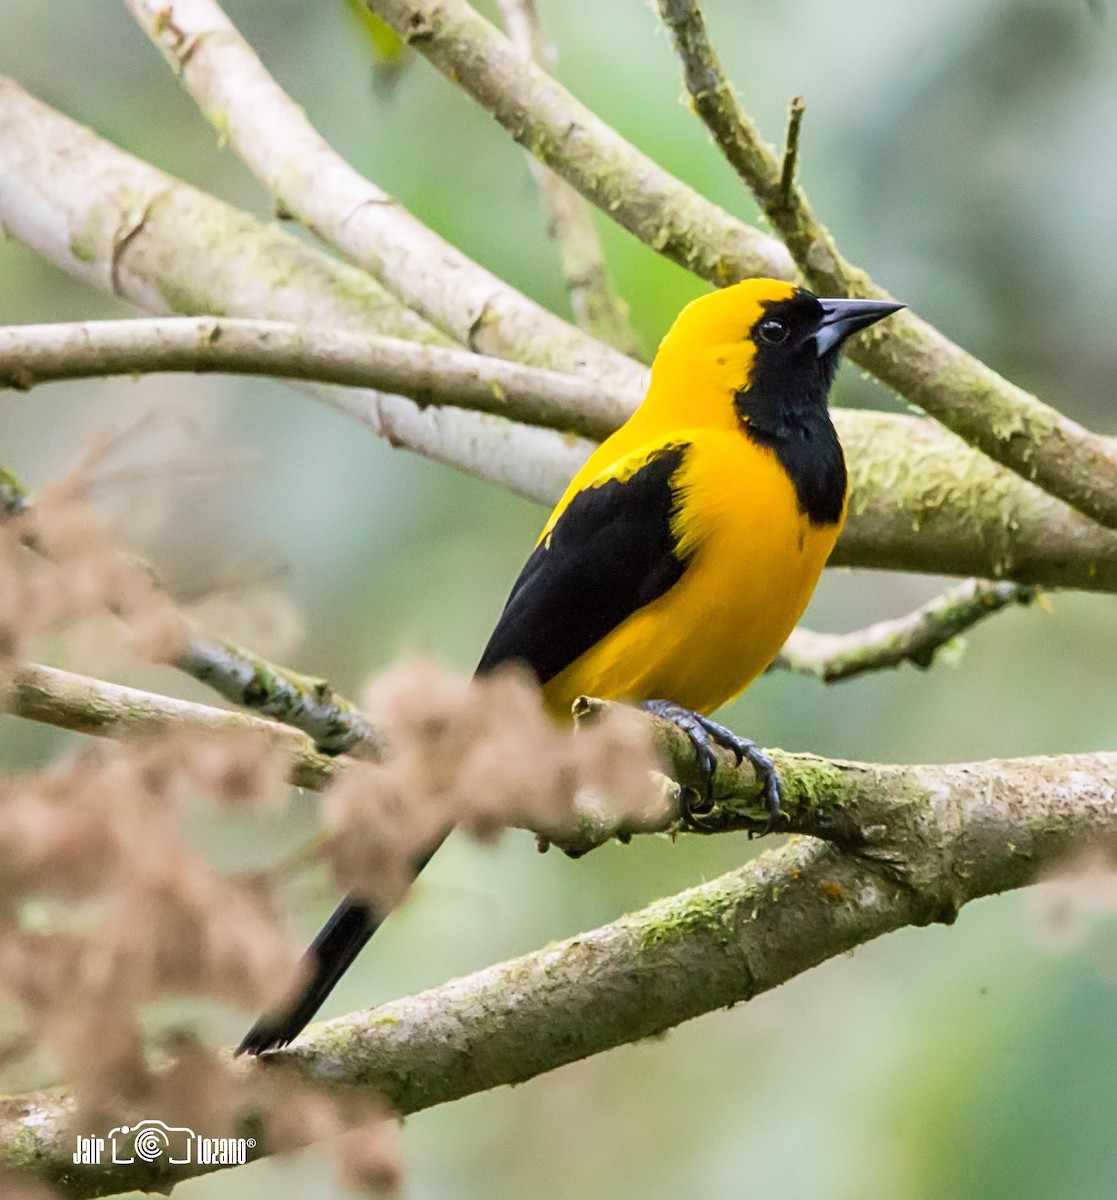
[
  {"xmin": 368, "ymin": 0, "xmax": 1117, "ymax": 533},
  {"xmin": 124, "ymin": 0, "xmax": 640, "ymax": 393},
  {"xmin": 313, "ymin": 382, "xmax": 594, "ymax": 505},
  {"xmin": 5, "ymin": 662, "xmax": 337, "ymax": 791},
  {"xmin": 0, "ymin": 76, "xmax": 591, "ymax": 504},
  {"xmin": 654, "ymin": 0, "xmax": 1117, "ymax": 529},
  {"xmin": 772, "ymin": 579, "xmax": 1038, "ymax": 684},
  {"xmin": 495, "ymin": 0, "xmax": 642, "ymax": 357},
  {"xmin": 363, "ymin": 0, "xmax": 793, "ymax": 283},
  {"xmin": 0, "ymin": 317, "xmax": 630, "ymax": 440},
  {"xmin": 3, "ymin": 740, "xmax": 1116, "ymax": 1194},
  {"xmin": 777, "ymin": 95, "xmax": 805, "ymax": 209},
  {"xmin": 5, "ymin": 79, "xmax": 1117, "ymax": 589}
]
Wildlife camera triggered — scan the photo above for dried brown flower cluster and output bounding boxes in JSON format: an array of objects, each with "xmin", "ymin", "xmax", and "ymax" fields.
[
  {"xmin": 320, "ymin": 658, "xmax": 659, "ymax": 910},
  {"xmin": 0, "ymin": 472, "xmax": 664, "ymax": 1196},
  {"xmin": 0, "ymin": 488, "xmax": 188, "ymax": 676}
]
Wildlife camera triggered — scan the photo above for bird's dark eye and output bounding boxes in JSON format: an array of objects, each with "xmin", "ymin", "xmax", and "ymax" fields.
[{"xmin": 757, "ymin": 317, "xmax": 790, "ymax": 346}]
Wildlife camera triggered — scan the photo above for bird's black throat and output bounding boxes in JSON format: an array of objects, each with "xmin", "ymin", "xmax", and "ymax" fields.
[{"xmin": 734, "ymin": 298, "xmax": 847, "ymax": 527}]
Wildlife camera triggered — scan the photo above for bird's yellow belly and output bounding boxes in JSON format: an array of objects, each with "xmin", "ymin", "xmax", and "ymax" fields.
[{"xmin": 542, "ymin": 434, "xmax": 843, "ymax": 717}]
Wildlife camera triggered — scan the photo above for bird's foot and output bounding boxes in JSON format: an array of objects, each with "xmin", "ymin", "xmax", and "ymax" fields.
[{"xmin": 638, "ymin": 700, "xmax": 783, "ymax": 833}]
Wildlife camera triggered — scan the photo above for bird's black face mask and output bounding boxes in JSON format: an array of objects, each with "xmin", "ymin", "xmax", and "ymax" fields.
[{"xmin": 734, "ymin": 291, "xmax": 901, "ymax": 525}]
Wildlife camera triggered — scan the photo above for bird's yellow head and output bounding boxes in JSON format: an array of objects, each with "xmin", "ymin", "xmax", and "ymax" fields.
[{"xmin": 642, "ymin": 279, "xmax": 903, "ymax": 433}]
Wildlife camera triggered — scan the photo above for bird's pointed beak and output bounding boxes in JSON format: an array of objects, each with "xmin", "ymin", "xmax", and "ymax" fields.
[{"xmin": 814, "ymin": 297, "xmax": 905, "ymax": 357}]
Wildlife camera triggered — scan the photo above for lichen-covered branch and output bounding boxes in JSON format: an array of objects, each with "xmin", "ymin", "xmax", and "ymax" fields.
[
  {"xmin": 0, "ymin": 474, "xmax": 380, "ymax": 757},
  {"xmin": 370, "ymin": 0, "xmax": 1117, "ymax": 532},
  {"xmin": 4, "ymin": 739, "xmax": 1116, "ymax": 1195},
  {"xmin": 826, "ymin": 410, "xmax": 1117, "ymax": 591},
  {"xmin": 176, "ymin": 639, "xmax": 382, "ymax": 758},
  {"xmin": 0, "ymin": 317, "xmax": 630, "ymax": 440},
  {"xmin": 494, "ymin": 0, "xmax": 641, "ymax": 357},
  {"xmin": 5, "ymin": 79, "xmax": 1117, "ymax": 588},
  {"xmin": 125, "ymin": 0, "xmax": 640, "ymax": 394},
  {"xmin": 655, "ymin": 0, "xmax": 1117, "ymax": 530},
  {"xmin": 771, "ymin": 579, "xmax": 1038, "ymax": 684}
]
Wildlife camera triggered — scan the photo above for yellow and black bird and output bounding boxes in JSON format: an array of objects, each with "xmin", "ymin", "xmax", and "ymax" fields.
[{"xmin": 238, "ymin": 279, "xmax": 902, "ymax": 1054}]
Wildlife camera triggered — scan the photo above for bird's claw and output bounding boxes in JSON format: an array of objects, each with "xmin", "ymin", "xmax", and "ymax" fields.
[{"xmin": 639, "ymin": 699, "xmax": 783, "ymax": 835}]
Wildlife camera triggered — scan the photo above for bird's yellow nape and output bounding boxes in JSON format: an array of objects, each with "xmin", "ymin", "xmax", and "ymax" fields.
[{"xmin": 642, "ymin": 279, "xmax": 801, "ymax": 431}]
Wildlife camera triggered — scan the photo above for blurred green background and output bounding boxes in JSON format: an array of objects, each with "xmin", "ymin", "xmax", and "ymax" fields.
[{"xmin": 3, "ymin": 1, "xmax": 1117, "ymax": 1197}]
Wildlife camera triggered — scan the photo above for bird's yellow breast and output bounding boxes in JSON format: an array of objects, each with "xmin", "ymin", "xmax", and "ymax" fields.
[{"xmin": 541, "ymin": 428, "xmax": 844, "ymax": 717}]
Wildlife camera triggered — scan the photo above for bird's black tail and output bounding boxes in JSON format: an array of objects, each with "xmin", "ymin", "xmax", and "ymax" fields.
[
  {"xmin": 237, "ymin": 835, "xmax": 448, "ymax": 1055},
  {"xmin": 236, "ymin": 894, "xmax": 380, "ymax": 1055}
]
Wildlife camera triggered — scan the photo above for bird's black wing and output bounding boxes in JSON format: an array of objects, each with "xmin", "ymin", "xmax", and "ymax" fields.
[
  {"xmin": 477, "ymin": 443, "xmax": 694, "ymax": 684},
  {"xmin": 238, "ymin": 444, "xmax": 693, "ymax": 1056}
]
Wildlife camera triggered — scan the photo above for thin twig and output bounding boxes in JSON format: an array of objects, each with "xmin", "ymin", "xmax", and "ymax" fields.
[
  {"xmin": 771, "ymin": 579, "xmax": 1039, "ymax": 684},
  {"xmin": 495, "ymin": 0, "xmax": 642, "ymax": 357},
  {"xmin": 777, "ymin": 95, "xmax": 805, "ymax": 211},
  {"xmin": 654, "ymin": 0, "xmax": 1117, "ymax": 530},
  {"xmin": 0, "ymin": 317, "xmax": 631, "ymax": 441}
]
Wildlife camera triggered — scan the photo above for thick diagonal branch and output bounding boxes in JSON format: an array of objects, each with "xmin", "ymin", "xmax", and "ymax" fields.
[
  {"xmin": 125, "ymin": 0, "xmax": 639, "ymax": 393},
  {"xmin": 364, "ymin": 0, "xmax": 791, "ymax": 284},
  {"xmin": 2, "ymin": 742, "xmax": 1115, "ymax": 1195}
]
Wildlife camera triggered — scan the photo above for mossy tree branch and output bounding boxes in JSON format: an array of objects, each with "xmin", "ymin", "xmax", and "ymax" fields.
[
  {"xmin": 0, "ymin": 656, "xmax": 1096, "ymax": 863},
  {"xmin": 4, "ymin": 77, "xmax": 1117, "ymax": 587},
  {"xmin": 368, "ymin": 0, "xmax": 1117, "ymax": 532},
  {"xmin": 771, "ymin": 579, "xmax": 1038, "ymax": 684},
  {"xmin": 655, "ymin": 0, "xmax": 1117, "ymax": 530},
  {"xmin": 2, "ymin": 734, "xmax": 1115, "ymax": 1195}
]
